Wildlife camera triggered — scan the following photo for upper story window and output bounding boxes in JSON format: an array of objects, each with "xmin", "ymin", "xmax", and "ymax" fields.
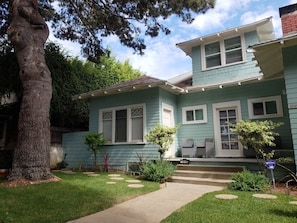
[
  {"xmin": 182, "ymin": 105, "xmax": 207, "ymax": 124},
  {"xmin": 99, "ymin": 104, "xmax": 145, "ymax": 144},
  {"xmin": 203, "ymin": 35, "xmax": 244, "ymax": 70},
  {"xmin": 248, "ymin": 96, "xmax": 283, "ymax": 119}
]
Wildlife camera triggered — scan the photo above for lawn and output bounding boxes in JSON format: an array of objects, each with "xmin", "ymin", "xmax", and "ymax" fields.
[
  {"xmin": 161, "ymin": 189, "xmax": 297, "ymax": 223},
  {"xmin": 0, "ymin": 171, "xmax": 160, "ymax": 223}
]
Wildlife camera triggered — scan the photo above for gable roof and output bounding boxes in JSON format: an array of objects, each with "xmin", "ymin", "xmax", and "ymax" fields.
[
  {"xmin": 73, "ymin": 75, "xmax": 187, "ymax": 100},
  {"xmin": 176, "ymin": 17, "xmax": 274, "ymax": 57}
]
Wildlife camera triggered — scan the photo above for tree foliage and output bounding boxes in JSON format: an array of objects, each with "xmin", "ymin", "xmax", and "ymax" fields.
[
  {"xmin": 0, "ymin": 42, "xmax": 142, "ymax": 129},
  {"xmin": 145, "ymin": 123, "xmax": 178, "ymax": 159},
  {"xmin": 229, "ymin": 120, "xmax": 283, "ymax": 161},
  {"xmin": 83, "ymin": 132, "xmax": 106, "ymax": 166},
  {"xmin": 0, "ymin": 0, "xmax": 215, "ymax": 59}
]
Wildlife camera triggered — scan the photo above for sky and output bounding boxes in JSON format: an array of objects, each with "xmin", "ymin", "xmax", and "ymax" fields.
[{"xmin": 48, "ymin": 0, "xmax": 297, "ymax": 80}]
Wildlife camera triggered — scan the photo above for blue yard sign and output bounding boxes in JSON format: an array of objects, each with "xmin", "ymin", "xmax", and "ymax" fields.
[{"xmin": 265, "ymin": 159, "xmax": 276, "ymax": 170}]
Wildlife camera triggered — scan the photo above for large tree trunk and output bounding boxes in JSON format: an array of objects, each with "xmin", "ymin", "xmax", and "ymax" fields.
[{"xmin": 7, "ymin": 0, "xmax": 53, "ymax": 181}]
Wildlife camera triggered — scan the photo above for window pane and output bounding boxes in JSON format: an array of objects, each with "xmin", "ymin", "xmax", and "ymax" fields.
[
  {"xmin": 226, "ymin": 49, "xmax": 242, "ymax": 64},
  {"xmin": 195, "ymin": 109, "xmax": 203, "ymax": 120},
  {"xmin": 186, "ymin": 110, "xmax": 194, "ymax": 121},
  {"xmin": 103, "ymin": 120, "xmax": 112, "ymax": 141},
  {"xmin": 131, "ymin": 117, "xmax": 143, "ymax": 140},
  {"xmin": 206, "ymin": 55, "xmax": 221, "ymax": 68},
  {"xmin": 253, "ymin": 103, "xmax": 264, "ymax": 116},
  {"xmin": 265, "ymin": 101, "xmax": 277, "ymax": 114},
  {"xmin": 205, "ymin": 42, "xmax": 220, "ymax": 55},
  {"xmin": 225, "ymin": 36, "xmax": 241, "ymax": 50},
  {"xmin": 115, "ymin": 110, "xmax": 127, "ymax": 142}
]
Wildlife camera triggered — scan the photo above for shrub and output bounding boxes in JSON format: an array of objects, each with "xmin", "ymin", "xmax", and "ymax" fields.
[
  {"xmin": 140, "ymin": 160, "xmax": 176, "ymax": 183},
  {"xmin": 83, "ymin": 132, "xmax": 106, "ymax": 166},
  {"xmin": 229, "ymin": 169, "xmax": 270, "ymax": 192}
]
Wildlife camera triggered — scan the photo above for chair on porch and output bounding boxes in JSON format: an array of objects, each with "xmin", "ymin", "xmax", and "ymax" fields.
[
  {"xmin": 181, "ymin": 139, "xmax": 195, "ymax": 158},
  {"xmin": 197, "ymin": 138, "xmax": 214, "ymax": 158}
]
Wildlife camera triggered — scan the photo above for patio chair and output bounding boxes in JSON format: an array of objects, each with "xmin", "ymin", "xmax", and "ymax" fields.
[
  {"xmin": 197, "ymin": 138, "xmax": 214, "ymax": 158},
  {"xmin": 181, "ymin": 139, "xmax": 195, "ymax": 158}
]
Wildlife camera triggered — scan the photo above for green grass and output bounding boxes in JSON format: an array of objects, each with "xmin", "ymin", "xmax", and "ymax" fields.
[
  {"xmin": 0, "ymin": 172, "xmax": 160, "ymax": 223},
  {"xmin": 162, "ymin": 189, "xmax": 297, "ymax": 223}
]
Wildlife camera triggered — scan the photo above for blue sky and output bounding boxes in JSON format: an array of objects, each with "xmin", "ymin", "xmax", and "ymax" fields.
[{"xmin": 48, "ymin": 0, "xmax": 297, "ymax": 80}]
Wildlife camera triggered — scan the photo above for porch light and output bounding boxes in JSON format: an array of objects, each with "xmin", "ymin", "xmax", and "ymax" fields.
[{"xmin": 219, "ymin": 85, "xmax": 223, "ymax": 89}]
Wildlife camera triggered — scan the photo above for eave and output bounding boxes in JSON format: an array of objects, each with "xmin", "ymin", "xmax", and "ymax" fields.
[
  {"xmin": 73, "ymin": 76, "xmax": 187, "ymax": 101},
  {"xmin": 176, "ymin": 17, "xmax": 274, "ymax": 57},
  {"xmin": 250, "ymin": 33, "xmax": 297, "ymax": 79}
]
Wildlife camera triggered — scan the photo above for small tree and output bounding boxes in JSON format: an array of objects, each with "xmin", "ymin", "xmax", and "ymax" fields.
[
  {"xmin": 83, "ymin": 132, "xmax": 106, "ymax": 166},
  {"xmin": 229, "ymin": 120, "xmax": 283, "ymax": 162},
  {"xmin": 145, "ymin": 123, "xmax": 178, "ymax": 160}
]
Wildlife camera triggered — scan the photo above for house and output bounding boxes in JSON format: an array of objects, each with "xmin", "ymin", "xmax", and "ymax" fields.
[{"xmin": 63, "ymin": 3, "xmax": 297, "ymax": 172}]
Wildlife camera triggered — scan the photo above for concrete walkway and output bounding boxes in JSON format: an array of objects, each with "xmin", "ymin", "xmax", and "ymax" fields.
[{"xmin": 68, "ymin": 183, "xmax": 223, "ymax": 223}]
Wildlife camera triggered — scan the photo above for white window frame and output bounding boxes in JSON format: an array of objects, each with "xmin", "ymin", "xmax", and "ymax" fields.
[
  {"xmin": 182, "ymin": 105, "xmax": 207, "ymax": 124},
  {"xmin": 248, "ymin": 95, "xmax": 283, "ymax": 119},
  {"xmin": 99, "ymin": 103, "xmax": 146, "ymax": 144},
  {"xmin": 201, "ymin": 34, "xmax": 245, "ymax": 70}
]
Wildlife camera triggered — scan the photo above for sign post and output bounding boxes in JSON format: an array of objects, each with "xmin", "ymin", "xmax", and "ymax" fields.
[{"xmin": 265, "ymin": 159, "xmax": 276, "ymax": 189}]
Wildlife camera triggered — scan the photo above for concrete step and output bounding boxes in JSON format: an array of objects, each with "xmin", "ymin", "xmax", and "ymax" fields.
[
  {"xmin": 168, "ymin": 176, "xmax": 233, "ymax": 187},
  {"xmin": 176, "ymin": 164, "xmax": 244, "ymax": 172},
  {"xmin": 174, "ymin": 170, "xmax": 234, "ymax": 180},
  {"xmin": 168, "ymin": 164, "xmax": 242, "ymax": 187}
]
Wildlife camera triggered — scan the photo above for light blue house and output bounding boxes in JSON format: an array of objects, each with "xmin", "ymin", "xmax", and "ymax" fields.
[{"xmin": 63, "ymin": 4, "xmax": 297, "ymax": 171}]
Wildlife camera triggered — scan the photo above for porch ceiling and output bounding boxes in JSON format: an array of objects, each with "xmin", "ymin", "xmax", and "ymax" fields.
[{"xmin": 251, "ymin": 34, "xmax": 297, "ymax": 80}]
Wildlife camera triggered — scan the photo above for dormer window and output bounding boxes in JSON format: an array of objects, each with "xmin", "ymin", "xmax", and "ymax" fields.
[{"xmin": 202, "ymin": 35, "xmax": 244, "ymax": 70}]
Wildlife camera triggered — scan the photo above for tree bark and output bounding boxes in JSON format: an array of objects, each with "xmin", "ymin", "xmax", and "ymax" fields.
[{"xmin": 7, "ymin": 0, "xmax": 53, "ymax": 181}]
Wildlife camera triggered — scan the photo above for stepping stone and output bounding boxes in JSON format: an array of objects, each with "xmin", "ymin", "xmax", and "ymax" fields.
[
  {"xmin": 215, "ymin": 194, "xmax": 238, "ymax": 200},
  {"xmin": 252, "ymin": 194, "xmax": 277, "ymax": 199},
  {"xmin": 83, "ymin": 172, "xmax": 95, "ymax": 174},
  {"xmin": 127, "ymin": 184, "xmax": 144, "ymax": 188},
  {"xmin": 106, "ymin": 182, "xmax": 117, "ymax": 185},
  {"xmin": 110, "ymin": 177, "xmax": 125, "ymax": 180},
  {"xmin": 125, "ymin": 180, "xmax": 141, "ymax": 183},
  {"xmin": 108, "ymin": 174, "xmax": 121, "ymax": 177},
  {"xmin": 88, "ymin": 174, "xmax": 100, "ymax": 177},
  {"xmin": 289, "ymin": 201, "xmax": 297, "ymax": 205}
]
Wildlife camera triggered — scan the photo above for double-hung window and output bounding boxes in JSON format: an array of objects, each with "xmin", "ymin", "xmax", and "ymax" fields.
[
  {"xmin": 248, "ymin": 96, "xmax": 283, "ymax": 119},
  {"xmin": 100, "ymin": 104, "xmax": 145, "ymax": 144},
  {"xmin": 203, "ymin": 35, "xmax": 244, "ymax": 69},
  {"xmin": 182, "ymin": 105, "xmax": 207, "ymax": 124}
]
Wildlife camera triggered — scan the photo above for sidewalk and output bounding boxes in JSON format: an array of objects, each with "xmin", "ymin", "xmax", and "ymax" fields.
[{"xmin": 68, "ymin": 183, "xmax": 223, "ymax": 223}]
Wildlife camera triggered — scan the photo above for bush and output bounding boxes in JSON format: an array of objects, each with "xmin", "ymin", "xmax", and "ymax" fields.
[
  {"xmin": 229, "ymin": 169, "xmax": 270, "ymax": 192},
  {"xmin": 140, "ymin": 160, "xmax": 176, "ymax": 183}
]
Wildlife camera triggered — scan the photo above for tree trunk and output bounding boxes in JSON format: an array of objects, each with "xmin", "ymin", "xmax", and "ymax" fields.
[{"xmin": 7, "ymin": 0, "xmax": 53, "ymax": 181}]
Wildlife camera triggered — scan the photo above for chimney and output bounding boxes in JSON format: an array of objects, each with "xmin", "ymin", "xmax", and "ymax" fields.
[{"xmin": 279, "ymin": 3, "xmax": 297, "ymax": 36}]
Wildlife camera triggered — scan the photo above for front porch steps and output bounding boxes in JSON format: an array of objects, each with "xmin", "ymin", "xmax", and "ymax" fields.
[{"xmin": 168, "ymin": 164, "xmax": 244, "ymax": 187}]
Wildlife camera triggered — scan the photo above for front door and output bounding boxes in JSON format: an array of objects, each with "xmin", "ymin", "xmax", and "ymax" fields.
[
  {"xmin": 162, "ymin": 103, "xmax": 175, "ymax": 158},
  {"xmin": 213, "ymin": 101, "xmax": 243, "ymax": 157}
]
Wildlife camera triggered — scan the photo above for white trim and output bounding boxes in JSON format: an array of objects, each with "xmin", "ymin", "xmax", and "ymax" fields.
[
  {"xmin": 248, "ymin": 95, "xmax": 283, "ymax": 119},
  {"xmin": 182, "ymin": 105, "xmax": 207, "ymax": 124},
  {"xmin": 201, "ymin": 34, "xmax": 246, "ymax": 71},
  {"xmin": 98, "ymin": 103, "xmax": 146, "ymax": 144}
]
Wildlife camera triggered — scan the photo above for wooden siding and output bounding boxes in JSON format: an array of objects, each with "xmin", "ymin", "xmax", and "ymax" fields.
[
  {"xmin": 283, "ymin": 45, "xmax": 297, "ymax": 164},
  {"xmin": 192, "ymin": 31, "xmax": 260, "ymax": 86},
  {"xmin": 176, "ymin": 78, "xmax": 292, "ymax": 151},
  {"xmin": 63, "ymin": 87, "xmax": 178, "ymax": 169}
]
